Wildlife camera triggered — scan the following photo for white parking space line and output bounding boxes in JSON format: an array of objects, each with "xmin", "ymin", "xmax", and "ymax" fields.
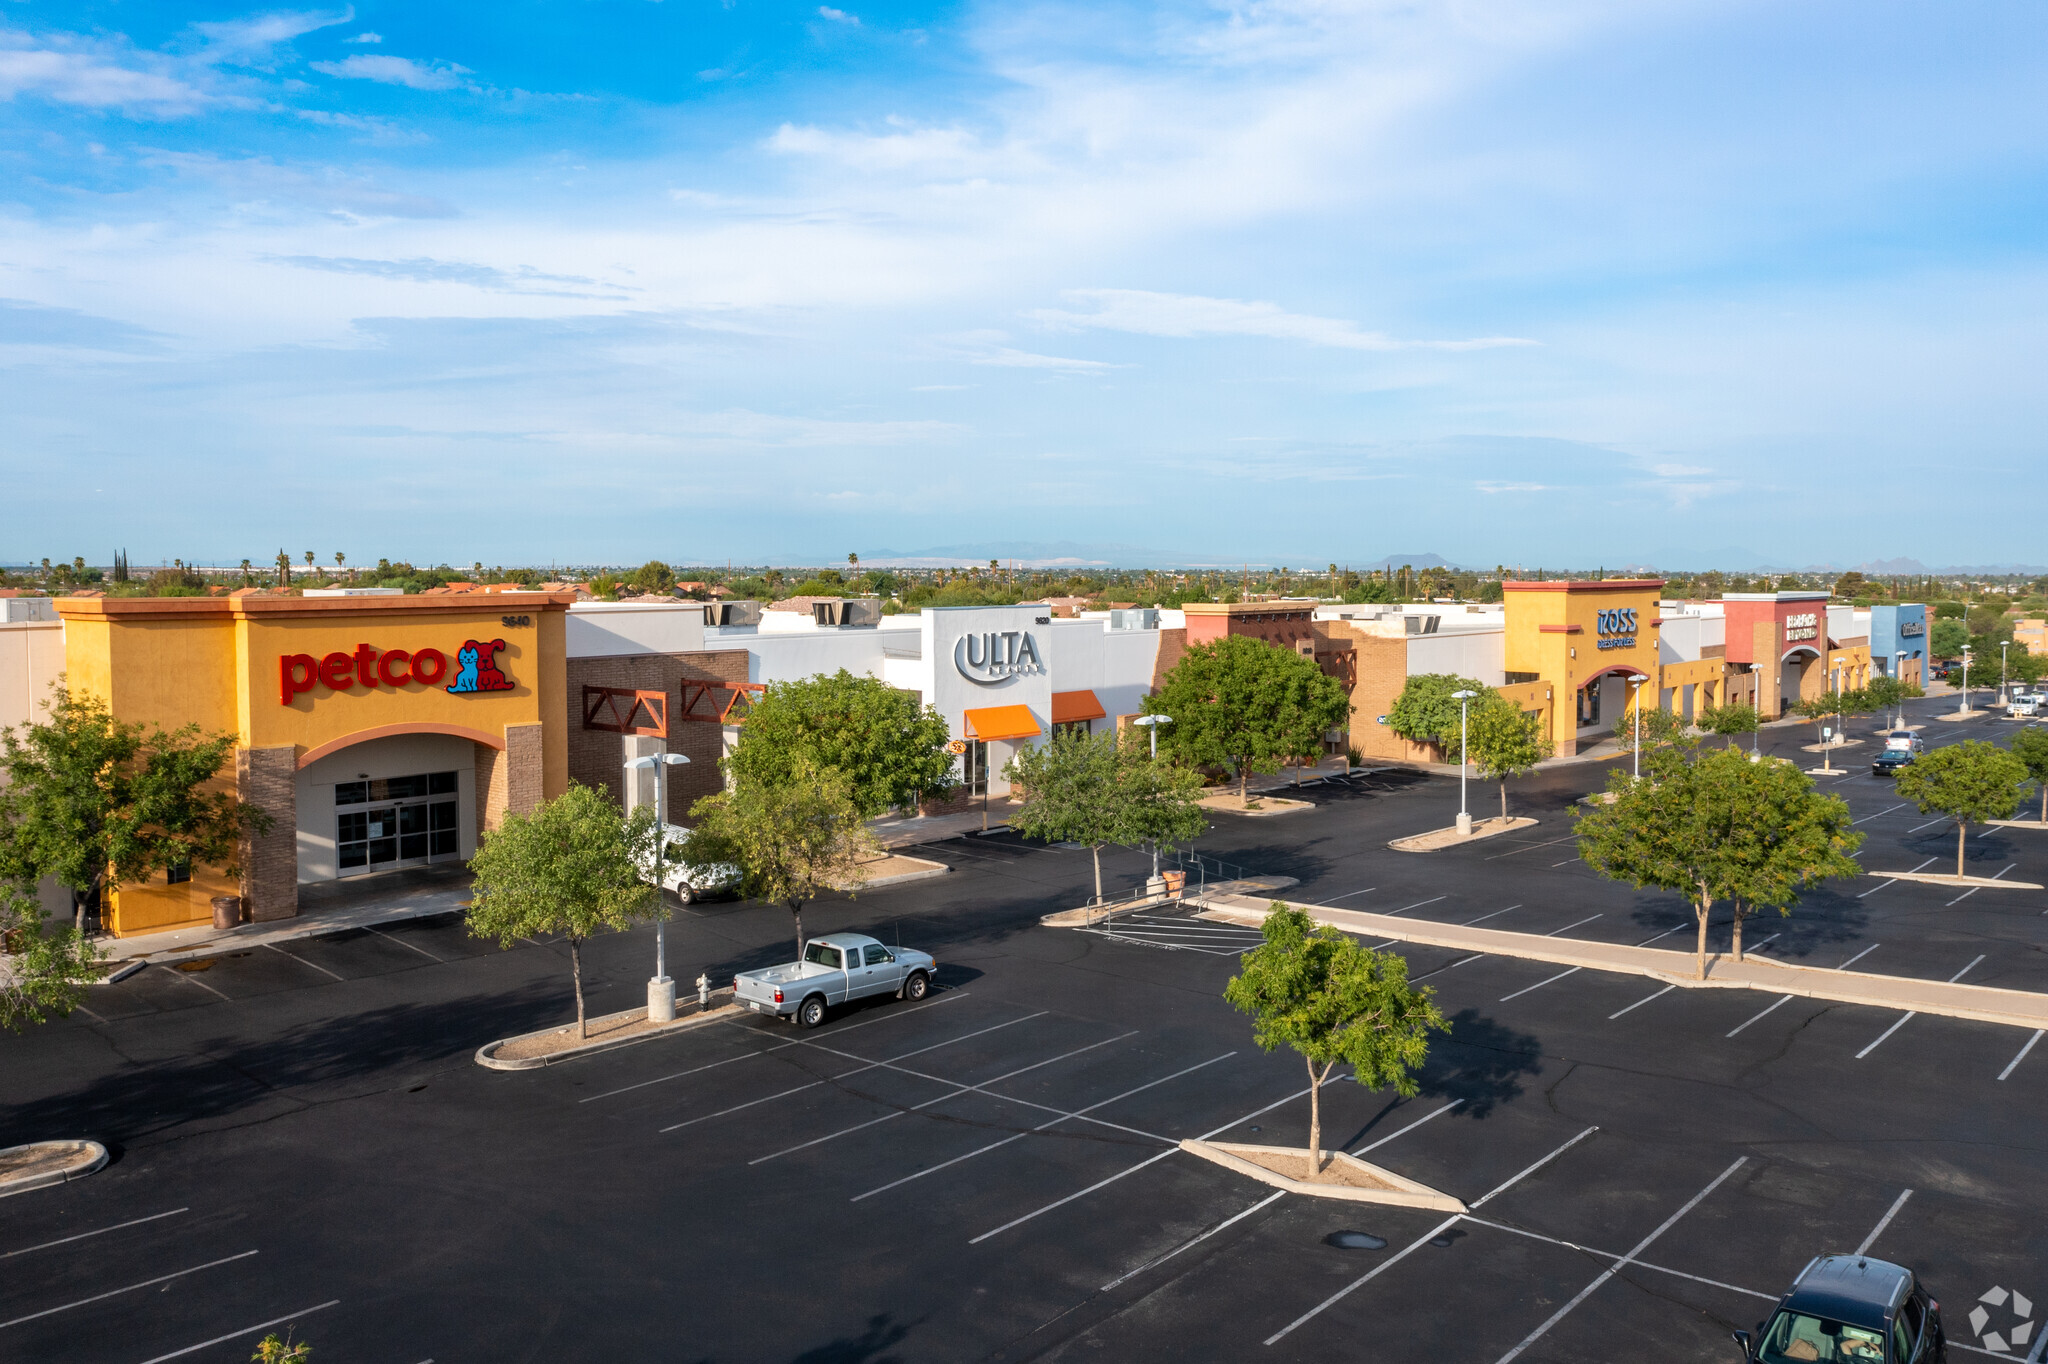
[
  {"xmin": 137, "ymin": 1301, "xmax": 341, "ymax": 1364},
  {"xmin": 268, "ymin": 942, "xmax": 345, "ymax": 981},
  {"xmin": 1314, "ymin": 887, "xmax": 1378, "ymax": 905},
  {"xmin": 1100, "ymin": 1191, "xmax": 1286, "ymax": 1292},
  {"xmin": 854, "ymin": 1052, "xmax": 1232, "ymax": 1203},
  {"xmin": 1459, "ymin": 1215, "xmax": 1775, "ymax": 1301},
  {"xmin": 1999, "ymin": 1029, "xmax": 2045, "ymax": 1081},
  {"xmin": 1500, "ymin": 967, "xmax": 1580, "ymax": 1003},
  {"xmin": 1950, "ymin": 954, "xmax": 1986, "ymax": 982},
  {"xmin": 969, "ymin": 1082, "xmax": 1320, "ymax": 1245},
  {"xmin": 1856, "ymin": 1014, "xmax": 1915, "ymax": 1060},
  {"xmin": 580, "ymin": 991, "xmax": 971, "ymax": 1102},
  {"xmin": 1610, "ymin": 985, "xmax": 1674, "ymax": 1020},
  {"xmin": 1855, "ymin": 1189, "xmax": 1913, "ymax": 1254},
  {"xmin": 1852, "ymin": 803, "xmax": 1908, "ymax": 825},
  {"xmin": 1487, "ymin": 833, "xmax": 1579, "ymax": 860},
  {"xmin": 366, "ymin": 926, "xmax": 441, "ymax": 962},
  {"xmin": 1949, "ymin": 866, "xmax": 2017, "ymax": 907},
  {"xmin": 1834, "ymin": 943, "xmax": 1882, "ymax": 971},
  {"xmin": 1464, "ymin": 905, "xmax": 1520, "ymax": 926},
  {"xmin": 159, "ymin": 964, "xmax": 231, "ymax": 1001},
  {"xmin": 1351, "ymin": 1099, "xmax": 1463, "ymax": 1154},
  {"xmin": 1550, "ymin": 859, "xmax": 1580, "ymax": 868},
  {"xmin": 1633, "ymin": 925, "xmax": 1684, "ymax": 947},
  {"xmin": 0, "ymin": 1251, "xmax": 258, "ymax": 1330},
  {"xmin": 1387, "ymin": 896, "xmax": 1447, "ymax": 916},
  {"xmin": 1908, "ymin": 816, "xmax": 1948, "ymax": 833},
  {"xmin": 750, "ymin": 1030, "xmax": 1137, "ymax": 1166},
  {"xmin": 1263, "ymin": 1126, "xmax": 1601, "ymax": 1346},
  {"xmin": 1545, "ymin": 913, "xmax": 1602, "ymax": 936},
  {"xmin": 1492, "ymin": 1157, "xmax": 1747, "ymax": 1364},
  {"xmin": 1727, "ymin": 995, "xmax": 1794, "ymax": 1038},
  {"xmin": 3, "ymin": 1208, "xmax": 189, "ymax": 1259},
  {"xmin": 1411, "ymin": 953, "xmax": 1485, "ymax": 983},
  {"xmin": 1744, "ymin": 933, "xmax": 1781, "ymax": 955},
  {"xmin": 657, "ymin": 1012, "xmax": 1044, "ymax": 1134}
]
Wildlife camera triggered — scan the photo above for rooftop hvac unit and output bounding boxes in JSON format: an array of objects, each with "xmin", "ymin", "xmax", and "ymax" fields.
[
  {"xmin": 813, "ymin": 598, "xmax": 881, "ymax": 628},
  {"xmin": 3, "ymin": 597, "xmax": 59, "ymax": 623},
  {"xmin": 1404, "ymin": 614, "xmax": 1441, "ymax": 635},
  {"xmin": 704, "ymin": 601, "xmax": 763, "ymax": 627},
  {"xmin": 1108, "ymin": 608, "xmax": 1158, "ymax": 631}
]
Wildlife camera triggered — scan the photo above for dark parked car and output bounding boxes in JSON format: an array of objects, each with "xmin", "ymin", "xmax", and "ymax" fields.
[
  {"xmin": 1872, "ymin": 748, "xmax": 1917, "ymax": 777},
  {"xmin": 1736, "ymin": 1254, "xmax": 1946, "ymax": 1363}
]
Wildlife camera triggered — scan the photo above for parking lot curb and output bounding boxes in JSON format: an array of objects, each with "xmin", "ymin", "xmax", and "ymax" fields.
[
  {"xmin": 1202, "ymin": 896, "xmax": 2048, "ymax": 1031},
  {"xmin": 1181, "ymin": 1139, "xmax": 1467, "ymax": 1212},
  {"xmin": 477, "ymin": 996, "xmax": 740, "ymax": 1070},
  {"xmin": 1865, "ymin": 871, "xmax": 2044, "ymax": 890},
  {"xmin": 0, "ymin": 1140, "xmax": 109, "ymax": 1198}
]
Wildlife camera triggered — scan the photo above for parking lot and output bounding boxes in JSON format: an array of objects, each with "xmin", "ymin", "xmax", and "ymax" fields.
[{"xmin": 4, "ymin": 693, "xmax": 2046, "ymax": 1361}]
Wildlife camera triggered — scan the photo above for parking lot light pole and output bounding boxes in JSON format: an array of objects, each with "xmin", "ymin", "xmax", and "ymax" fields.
[
  {"xmin": 1962, "ymin": 649, "xmax": 1973, "ymax": 714},
  {"xmin": 1627, "ymin": 674, "xmax": 1649, "ymax": 780},
  {"xmin": 1133, "ymin": 714, "xmax": 1172, "ymax": 890},
  {"xmin": 1895, "ymin": 651, "xmax": 1908, "ymax": 730},
  {"xmin": 1451, "ymin": 690, "xmax": 1477, "ymax": 835},
  {"xmin": 628, "ymin": 752, "xmax": 691, "ymax": 1022},
  {"xmin": 2001, "ymin": 641, "xmax": 2011, "ymax": 706}
]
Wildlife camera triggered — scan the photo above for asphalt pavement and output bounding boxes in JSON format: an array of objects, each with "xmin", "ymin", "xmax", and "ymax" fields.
[{"xmin": 4, "ymin": 693, "xmax": 2046, "ymax": 1363}]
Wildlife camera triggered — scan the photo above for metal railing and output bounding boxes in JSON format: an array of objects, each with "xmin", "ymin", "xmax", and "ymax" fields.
[{"xmin": 1070, "ymin": 846, "xmax": 1274, "ymax": 931}]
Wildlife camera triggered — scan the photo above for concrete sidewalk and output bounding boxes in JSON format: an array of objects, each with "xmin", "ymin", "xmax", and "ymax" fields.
[
  {"xmin": 98, "ymin": 864, "xmax": 475, "ymax": 966},
  {"xmin": 1199, "ymin": 894, "xmax": 2048, "ymax": 1030}
]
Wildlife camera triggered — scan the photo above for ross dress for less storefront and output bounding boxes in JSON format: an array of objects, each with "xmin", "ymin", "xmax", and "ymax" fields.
[{"xmin": 55, "ymin": 593, "xmax": 570, "ymax": 936}]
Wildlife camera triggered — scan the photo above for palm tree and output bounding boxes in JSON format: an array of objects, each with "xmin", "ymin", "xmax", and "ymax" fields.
[
  {"xmin": 239, "ymin": 558, "xmax": 253, "ymax": 585},
  {"xmin": 335, "ymin": 551, "xmax": 346, "ymax": 583},
  {"xmin": 275, "ymin": 550, "xmax": 291, "ymax": 584}
]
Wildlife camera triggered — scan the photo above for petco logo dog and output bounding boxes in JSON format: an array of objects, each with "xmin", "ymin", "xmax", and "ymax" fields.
[{"xmin": 279, "ymin": 639, "xmax": 516, "ymax": 705}]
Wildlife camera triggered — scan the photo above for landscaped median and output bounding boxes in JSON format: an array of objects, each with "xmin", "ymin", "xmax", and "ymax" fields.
[
  {"xmin": 0, "ymin": 1140, "xmax": 108, "ymax": 1197},
  {"xmin": 476, "ymin": 988, "xmax": 740, "ymax": 1070},
  {"xmin": 1179, "ymin": 1139, "xmax": 1465, "ymax": 1210},
  {"xmin": 1037, "ymin": 875, "xmax": 1300, "ymax": 928},
  {"xmin": 1389, "ymin": 815, "xmax": 1536, "ymax": 851},
  {"xmin": 1197, "ymin": 895, "xmax": 2048, "ymax": 1031}
]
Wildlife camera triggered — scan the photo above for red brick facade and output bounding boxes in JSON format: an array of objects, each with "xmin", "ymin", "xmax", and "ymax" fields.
[{"xmin": 566, "ymin": 650, "xmax": 751, "ymax": 819}]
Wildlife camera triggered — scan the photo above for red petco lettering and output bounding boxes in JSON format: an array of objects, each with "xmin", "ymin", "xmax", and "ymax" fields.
[{"xmin": 280, "ymin": 645, "xmax": 448, "ymax": 705}]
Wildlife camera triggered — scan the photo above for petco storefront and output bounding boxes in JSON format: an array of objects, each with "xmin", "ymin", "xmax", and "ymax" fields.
[{"xmin": 55, "ymin": 593, "xmax": 571, "ymax": 936}]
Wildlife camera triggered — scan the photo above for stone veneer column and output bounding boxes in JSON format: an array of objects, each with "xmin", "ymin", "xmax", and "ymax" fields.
[
  {"xmin": 236, "ymin": 745, "xmax": 299, "ymax": 923},
  {"xmin": 503, "ymin": 723, "xmax": 545, "ymax": 817}
]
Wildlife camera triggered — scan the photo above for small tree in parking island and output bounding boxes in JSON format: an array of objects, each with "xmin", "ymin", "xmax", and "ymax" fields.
[
  {"xmin": 1225, "ymin": 906, "xmax": 1447, "ymax": 1178},
  {"xmin": 1575, "ymin": 742, "xmax": 1861, "ymax": 978},
  {"xmin": 725, "ymin": 669, "xmax": 957, "ymax": 817},
  {"xmin": 1005, "ymin": 730, "xmax": 1207, "ymax": 904},
  {"xmin": 466, "ymin": 784, "xmax": 659, "ymax": 1039},
  {"xmin": 1386, "ymin": 673, "xmax": 1494, "ymax": 757},
  {"xmin": 1145, "ymin": 635, "xmax": 1350, "ymax": 802},
  {"xmin": 684, "ymin": 755, "xmax": 880, "ymax": 958},
  {"xmin": 0, "ymin": 888, "xmax": 105, "ymax": 1031},
  {"xmin": 1610, "ymin": 703, "xmax": 1685, "ymax": 754},
  {"xmin": 1465, "ymin": 700, "xmax": 1553, "ymax": 820},
  {"xmin": 1895, "ymin": 740, "xmax": 2031, "ymax": 878},
  {"xmin": 2011, "ymin": 728, "xmax": 2048, "ymax": 824},
  {"xmin": 1698, "ymin": 701, "xmax": 1760, "ymax": 749}
]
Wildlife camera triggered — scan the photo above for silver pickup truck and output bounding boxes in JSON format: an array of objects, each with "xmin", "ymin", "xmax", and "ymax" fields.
[{"xmin": 733, "ymin": 933, "xmax": 937, "ymax": 1028}]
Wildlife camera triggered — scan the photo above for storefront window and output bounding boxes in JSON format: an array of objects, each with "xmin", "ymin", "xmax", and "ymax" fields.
[
  {"xmin": 963, "ymin": 741, "xmax": 989, "ymax": 797},
  {"xmin": 337, "ymin": 770, "xmax": 461, "ymax": 873},
  {"xmin": 1053, "ymin": 720, "xmax": 1091, "ymax": 740}
]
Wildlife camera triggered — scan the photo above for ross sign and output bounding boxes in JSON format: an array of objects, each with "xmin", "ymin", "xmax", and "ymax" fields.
[
  {"xmin": 1785, "ymin": 612, "xmax": 1819, "ymax": 642},
  {"xmin": 953, "ymin": 630, "xmax": 1045, "ymax": 686},
  {"xmin": 1595, "ymin": 607, "xmax": 1638, "ymax": 651},
  {"xmin": 280, "ymin": 638, "xmax": 515, "ymax": 705}
]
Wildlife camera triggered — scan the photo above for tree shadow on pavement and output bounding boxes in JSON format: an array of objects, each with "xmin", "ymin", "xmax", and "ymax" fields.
[
  {"xmin": 788, "ymin": 1312, "xmax": 918, "ymax": 1364},
  {"xmin": 1412, "ymin": 1008, "xmax": 1543, "ymax": 1119}
]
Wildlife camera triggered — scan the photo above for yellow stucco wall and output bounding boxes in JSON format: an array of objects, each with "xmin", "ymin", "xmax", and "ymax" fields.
[{"xmin": 1503, "ymin": 580, "xmax": 1664, "ymax": 754}]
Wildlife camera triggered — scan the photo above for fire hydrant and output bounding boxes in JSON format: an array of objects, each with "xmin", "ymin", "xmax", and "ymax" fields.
[{"xmin": 696, "ymin": 972, "xmax": 712, "ymax": 1009}]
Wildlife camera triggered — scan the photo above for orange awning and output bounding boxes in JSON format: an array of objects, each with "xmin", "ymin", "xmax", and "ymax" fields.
[
  {"xmin": 964, "ymin": 705, "xmax": 1042, "ymax": 743},
  {"xmin": 1050, "ymin": 690, "xmax": 1106, "ymax": 724}
]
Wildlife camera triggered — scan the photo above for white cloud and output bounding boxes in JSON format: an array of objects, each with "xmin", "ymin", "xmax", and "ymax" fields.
[
  {"xmin": 310, "ymin": 54, "xmax": 471, "ymax": 90},
  {"xmin": 967, "ymin": 347, "xmax": 1124, "ymax": 372},
  {"xmin": 817, "ymin": 7, "xmax": 860, "ymax": 25},
  {"xmin": 1475, "ymin": 481, "xmax": 1551, "ymax": 494},
  {"xmin": 192, "ymin": 9, "xmax": 353, "ymax": 65},
  {"xmin": 346, "ymin": 32, "xmax": 383, "ymax": 45},
  {"xmin": 0, "ymin": 44, "xmax": 210, "ymax": 112},
  {"xmin": 1031, "ymin": 289, "xmax": 1534, "ymax": 352},
  {"xmin": 768, "ymin": 121, "xmax": 984, "ymax": 172}
]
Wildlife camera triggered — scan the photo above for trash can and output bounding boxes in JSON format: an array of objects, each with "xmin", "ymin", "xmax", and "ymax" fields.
[
  {"xmin": 210, "ymin": 896, "xmax": 244, "ymax": 930},
  {"xmin": 1162, "ymin": 870, "xmax": 1187, "ymax": 899}
]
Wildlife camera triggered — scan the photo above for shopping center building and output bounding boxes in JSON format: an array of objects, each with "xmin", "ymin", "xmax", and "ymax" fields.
[{"xmin": 1, "ymin": 582, "xmax": 1923, "ymax": 938}]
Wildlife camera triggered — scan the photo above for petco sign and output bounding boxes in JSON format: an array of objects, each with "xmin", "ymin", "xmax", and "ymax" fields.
[
  {"xmin": 1595, "ymin": 608, "xmax": 1638, "ymax": 652},
  {"xmin": 280, "ymin": 639, "xmax": 515, "ymax": 705},
  {"xmin": 1785, "ymin": 613, "xmax": 1819, "ymax": 642},
  {"xmin": 953, "ymin": 630, "xmax": 1045, "ymax": 686}
]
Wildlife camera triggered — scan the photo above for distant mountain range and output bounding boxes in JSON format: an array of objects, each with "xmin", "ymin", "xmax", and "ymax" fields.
[{"xmin": 827, "ymin": 543, "xmax": 1469, "ymax": 571}]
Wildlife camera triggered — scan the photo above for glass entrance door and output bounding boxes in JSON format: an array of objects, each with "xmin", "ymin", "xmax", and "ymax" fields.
[{"xmin": 336, "ymin": 770, "xmax": 460, "ymax": 874}]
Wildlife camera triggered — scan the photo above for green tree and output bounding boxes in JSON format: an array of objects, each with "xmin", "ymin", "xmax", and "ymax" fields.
[
  {"xmin": 1697, "ymin": 701, "xmax": 1760, "ymax": 749},
  {"xmin": 1224, "ymin": 905, "xmax": 1448, "ymax": 1178},
  {"xmin": 1575, "ymin": 742, "xmax": 1862, "ymax": 978},
  {"xmin": 1145, "ymin": 635, "xmax": 1351, "ymax": 802},
  {"xmin": 1466, "ymin": 700, "xmax": 1553, "ymax": 820},
  {"xmin": 1930, "ymin": 617, "xmax": 1969, "ymax": 659},
  {"xmin": 0, "ymin": 683, "xmax": 269, "ymax": 933},
  {"xmin": 1719, "ymin": 756, "xmax": 1863, "ymax": 961},
  {"xmin": 1387, "ymin": 673, "xmax": 1495, "ymax": 756},
  {"xmin": 2011, "ymin": 728, "xmax": 2048, "ymax": 824},
  {"xmin": 684, "ymin": 756, "xmax": 879, "ymax": 958},
  {"xmin": 1004, "ymin": 730, "xmax": 1207, "ymax": 904},
  {"xmin": 1895, "ymin": 741, "xmax": 2031, "ymax": 877},
  {"xmin": 466, "ymin": 784, "xmax": 659, "ymax": 1038},
  {"xmin": 725, "ymin": 670, "xmax": 956, "ymax": 817},
  {"xmin": 1610, "ymin": 704, "xmax": 1684, "ymax": 753},
  {"xmin": 251, "ymin": 1329, "xmax": 312, "ymax": 1363},
  {"xmin": 1, "ymin": 889, "xmax": 106, "ymax": 1031},
  {"xmin": 626, "ymin": 560, "xmax": 676, "ymax": 594}
]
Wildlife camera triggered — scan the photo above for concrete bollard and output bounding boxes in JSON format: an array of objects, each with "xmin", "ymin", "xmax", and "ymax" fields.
[{"xmin": 648, "ymin": 976, "xmax": 676, "ymax": 1023}]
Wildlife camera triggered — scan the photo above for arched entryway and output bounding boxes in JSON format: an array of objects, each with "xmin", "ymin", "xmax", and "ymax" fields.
[
  {"xmin": 1778, "ymin": 646, "xmax": 1821, "ymax": 717},
  {"xmin": 294, "ymin": 728, "xmax": 501, "ymax": 882},
  {"xmin": 1574, "ymin": 662, "xmax": 1656, "ymax": 742}
]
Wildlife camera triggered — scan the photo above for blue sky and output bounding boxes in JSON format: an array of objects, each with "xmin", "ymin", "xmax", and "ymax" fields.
[{"xmin": 3, "ymin": 0, "xmax": 2045, "ymax": 570}]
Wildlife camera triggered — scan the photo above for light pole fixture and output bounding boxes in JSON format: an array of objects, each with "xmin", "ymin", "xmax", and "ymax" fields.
[
  {"xmin": 2001, "ymin": 640, "xmax": 2011, "ymax": 706},
  {"xmin": 627, "ymin": 751, "xmax": 691, "ymax": 1022},
  {"xmin": 1962, "ymin": 648, "xmax": 1973, "ymax": 715},
  {"xmin": 1627, "ymin": 674, "xmax": 1650, "ymax": 780},
  {"xmin": 1133, "ymin": 714, "xmax": 1173, "ymax": 889},
  {"xmin": 1894, "ymin": 651, "xmax": 1908, "ymax": 730},
  {"xmin": 1451, "ymin": 690, "xmax": 1478, "ymax": 834}
]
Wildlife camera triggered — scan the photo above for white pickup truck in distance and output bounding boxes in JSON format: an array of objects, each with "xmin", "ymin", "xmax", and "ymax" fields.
[{"xmin": 733, "ymin": 933, "xmax": 937, "ymax": 1028}]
